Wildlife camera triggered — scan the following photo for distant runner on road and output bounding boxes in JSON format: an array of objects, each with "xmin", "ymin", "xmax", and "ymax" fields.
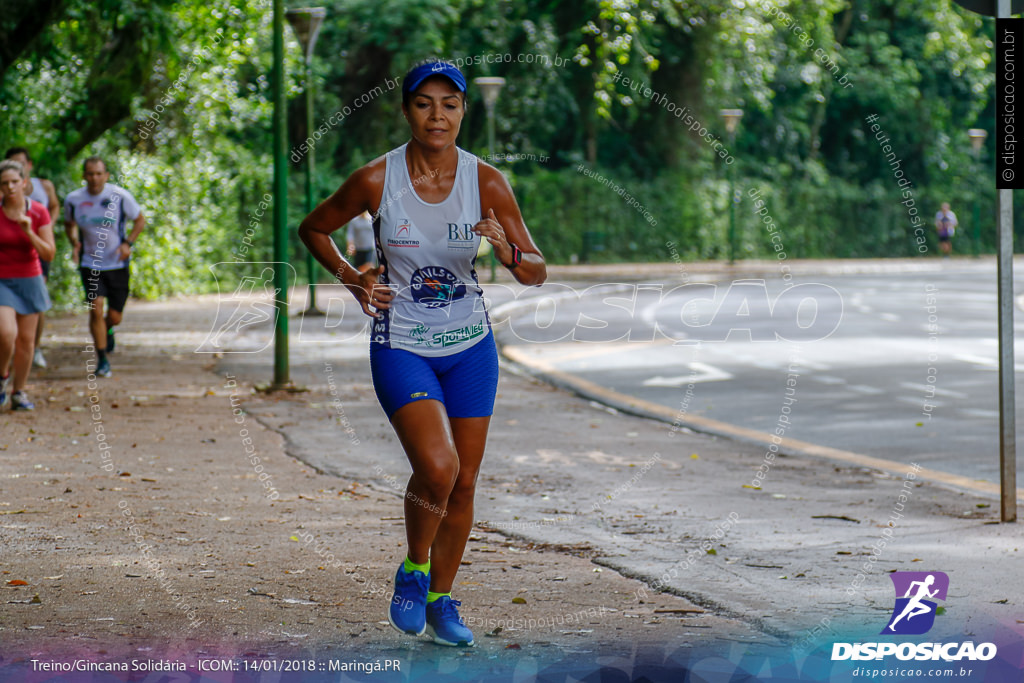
[
  {"xmin": 346, "ymin": 209, "xmax": 376, "ymax": 272},
  {"xmin": 935, "ymin": 202, "xmax": 957, "ymax": 258},
  {"xmin": 64, "ymin": 157, "xmax": 146, "ymax": 378}
]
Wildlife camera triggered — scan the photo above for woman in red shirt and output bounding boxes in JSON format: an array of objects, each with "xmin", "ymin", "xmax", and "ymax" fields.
[{"xmin": 0, "ymin": 159, "xmax": 55, "ymax": 411}]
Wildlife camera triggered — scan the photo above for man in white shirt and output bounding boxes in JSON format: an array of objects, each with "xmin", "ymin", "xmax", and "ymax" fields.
[
  {"xmin": 346, "ymin": 209, "xmax": 376, "ymax": 272},
  {"xmin": 64, "ymin": 157, "xmax": 146, "ymax": 378}
]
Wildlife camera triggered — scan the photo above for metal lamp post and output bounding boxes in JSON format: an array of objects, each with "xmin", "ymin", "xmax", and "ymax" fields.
[
  {"xmin": 473, "ymin": 76, "xmax": 506, "ymax": 282},
  {"xmin": 271, "ymin": 0, "xmax": 290, "ymax": 389},
  {"xmin": 952, "ymin": 0, "xmax": 1019, "ymax": 524},
  {"xmin": 968, "ymin": 128, "xmax": 988, "ymax": 257},
  {"xmin": 286, "ymin": 7, "xmax": 327, "ymax": 314},
  {"xmin": 719, "ymin": 108, "xmax": 743, "ymax": 264}
]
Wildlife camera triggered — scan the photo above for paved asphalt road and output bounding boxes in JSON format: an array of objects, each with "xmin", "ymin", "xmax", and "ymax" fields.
[
  {"xmin": 497, "ymin": 261, "xmax": 1024, "ymax": 489},
  {"xmin": 209, "ymin": 266, "xmax": 1021, "ymax": 640}
]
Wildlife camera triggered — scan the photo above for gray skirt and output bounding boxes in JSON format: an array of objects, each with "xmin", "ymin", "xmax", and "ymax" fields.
[{"xmin": 0, "ymin": 275, "xmax": 52, "ymax": 314}]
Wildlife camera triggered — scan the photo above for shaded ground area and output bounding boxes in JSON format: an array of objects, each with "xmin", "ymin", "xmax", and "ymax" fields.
[{"xmin": 0, "ymin": 298, "xmax": 766, "ymax": 673}]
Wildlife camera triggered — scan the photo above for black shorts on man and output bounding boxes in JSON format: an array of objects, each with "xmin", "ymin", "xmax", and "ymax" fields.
[{"xmin": 80, "ymin": 266, "xmax": 130, "ymax": 312}]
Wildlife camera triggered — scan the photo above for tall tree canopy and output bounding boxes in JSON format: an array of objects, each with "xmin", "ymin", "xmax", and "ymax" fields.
[{"xmin": 0, "ymin": 0, "xmax": 1002, "ymax": 305}]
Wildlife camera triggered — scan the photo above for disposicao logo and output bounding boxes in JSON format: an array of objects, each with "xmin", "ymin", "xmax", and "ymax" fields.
[
  {"xmin": 883, "ymin": 571, "xmax": 948, "ymax": 635},
  {"xmin": 831, "ymin": 571, "xmax": 997, "ymax": 663}
]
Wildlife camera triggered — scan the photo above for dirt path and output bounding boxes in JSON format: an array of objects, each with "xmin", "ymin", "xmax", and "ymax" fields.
[{"xmin": 0, "ymin": 299, "xmax": 767, "ymax": 674}]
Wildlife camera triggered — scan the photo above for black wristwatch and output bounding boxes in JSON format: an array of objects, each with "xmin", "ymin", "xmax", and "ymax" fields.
[
  {"xmin": 124, "ymin": 239, "xmax": 135, "ymax": 248},
  {"xmin": 503, "ymin": 243, "xmax": 522, "ymax": 270}
]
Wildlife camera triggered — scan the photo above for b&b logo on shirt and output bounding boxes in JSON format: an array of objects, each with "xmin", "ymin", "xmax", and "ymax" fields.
[
  {"xmin": 410, "ymin": 266, "xmax": 466, "ymax": 308},
  {"xmin": 447, "ymin": 222, "xmax": 476, "ymax": 251}
]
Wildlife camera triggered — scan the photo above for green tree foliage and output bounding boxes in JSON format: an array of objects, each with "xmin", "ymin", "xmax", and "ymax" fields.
[
  {"xmin": 1, "ymin": 0, "xmax": 285, "ymax": 307},
  {"xmin": 0, "ymin": 0, "xmax": 1004, "ymax": 306}
]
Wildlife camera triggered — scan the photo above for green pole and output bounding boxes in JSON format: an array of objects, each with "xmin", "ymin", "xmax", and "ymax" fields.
[
  {"xmin": 974, "ymin": 194, "xmax": 982, "ymax": 257},
  {"xmin": 487, "ymin": 110, "xmax": 496, "ymax": 282},
  {"xmin": 728, "ymin": 158, "xmax": 736, "ymax": 264},
  {"xmin": 973, "ymin": 147, "xmax": 982, "ymax": 257},
  {"xmin": 272, "ymin": 0, "xmax": 290, "ymax": 388},
  {"xmin": 305, "ymin": 57, "xmax": 319, "ymax": 312}
]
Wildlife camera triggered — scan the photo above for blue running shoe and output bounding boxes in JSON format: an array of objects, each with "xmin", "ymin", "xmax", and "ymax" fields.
[
  {"xmin": 425, "ymin": 596, "xmax": 475, "ymax": 647},
  {"xmin": 0, "ymin": 374, "xmax": 8, "ymax": 409},
  {"xmin": 388, "ymin": 563, "xmax": 428, "ymax": 636},
  {"xmin": 11, "ymin": 391, "xmax": 35, "ymax": 411},
  {"xmin": 96, "ymin": 357, "xmax": 112, "ymax": 378}
]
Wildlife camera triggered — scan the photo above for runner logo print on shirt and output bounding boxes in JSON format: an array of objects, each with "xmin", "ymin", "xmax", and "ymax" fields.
[{"xmin": 410, "ymin": 266, "xmax": 466, "ymax": 308}]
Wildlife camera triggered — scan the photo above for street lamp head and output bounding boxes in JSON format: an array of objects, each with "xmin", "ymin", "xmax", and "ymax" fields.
[
  {"xmin": 473, "ymin": 77, "xmax": 506, "ymax": 113},
  {"xmin": 968, "ymin": 128, "xmax": 988, "ymax": 153},
  {"xmin": 719, "ymin": 108, "xmax": 744, "ymax": 134},
  {"xmin": 285, "ymin": 7, "xmax": 327, "ymax": 60}
]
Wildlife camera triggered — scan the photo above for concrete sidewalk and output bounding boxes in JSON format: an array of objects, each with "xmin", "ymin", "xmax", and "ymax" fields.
[{"xmin": 0, "ymin": 297, "xmax": 765, "ymax": 673}]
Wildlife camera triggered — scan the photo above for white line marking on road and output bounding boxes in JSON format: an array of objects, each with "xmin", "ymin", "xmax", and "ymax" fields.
[
  {"xmin": 642, "ymin": 363, "xmax": 733, "ymax": 386},
  {"xmin": 953, "ymin": 353, "xmax": 1024, "ymax": 371},
  {"xmin": 898, "ymin": 382, "xmax": 968, "ymax": 399},
  {"xmin": 954, "ymin": 353, "xmax": 996, "ymax": 367},
  {"xmin": 898, "ymin": 397, "xmax": 944, "ymax": 407},
  {"xmin": 793, "ymin": 358, "xmax": 832, "ymax": 371},
  {"xmin": 962, "ymin": 409, "xmax": 999, "ymax": 419},
  {"xmin": 848, "ymin": 385, "xmax": 885, "ymax": 395}
]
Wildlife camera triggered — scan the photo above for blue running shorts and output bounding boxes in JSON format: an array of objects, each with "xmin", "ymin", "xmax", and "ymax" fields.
[{"xmin": 370, "ymin": 331, "xmax": 499, "ymax": 419}]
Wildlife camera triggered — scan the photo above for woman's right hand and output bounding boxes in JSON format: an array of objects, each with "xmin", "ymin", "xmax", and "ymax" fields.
[
  {"xmin": 349, "ymin": 264, "xmax": 393, "ymax": 319},
  {"xmin": 15, "ymin": 212, "xmax": 32, "ymax": 235}
]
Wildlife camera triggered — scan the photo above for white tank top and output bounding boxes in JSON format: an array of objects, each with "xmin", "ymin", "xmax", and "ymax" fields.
[
  {"xmin": 28, "ymin": 178, "xmax": 49, "ymax": 210},
  {"xmin": 372, "ymin": 143, "xmax": 489, "ymax": 356}
]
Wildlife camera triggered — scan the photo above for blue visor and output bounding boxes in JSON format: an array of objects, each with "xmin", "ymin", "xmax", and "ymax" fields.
[{"xmin": 402, "ymin": 61, "xmax": 467, "ymax": 95}]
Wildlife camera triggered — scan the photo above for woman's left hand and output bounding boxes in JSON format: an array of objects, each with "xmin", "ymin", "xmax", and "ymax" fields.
[{"xmin": 472, "ymin": 208, "xmax": 513, "ymax": 265}]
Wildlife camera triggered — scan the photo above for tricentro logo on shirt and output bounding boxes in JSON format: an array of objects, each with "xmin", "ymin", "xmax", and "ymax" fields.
[
  {"xmin": 387, "ymin": 219, "xmax": 419, "ymax": 248},
  {"xmin": 410, "ymin": 266, "xmax": 466, "ymax": 308}
]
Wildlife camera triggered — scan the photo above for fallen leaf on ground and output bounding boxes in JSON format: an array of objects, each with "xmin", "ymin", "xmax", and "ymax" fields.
[{"xmin": 811, "ymin": 514, "xmax": 860, "ymax": 523}]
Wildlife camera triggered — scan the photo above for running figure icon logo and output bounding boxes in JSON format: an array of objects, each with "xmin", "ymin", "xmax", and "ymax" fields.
[{"xmin": 882, "ymin": 572, "xmax": 949, "ymax": 635}]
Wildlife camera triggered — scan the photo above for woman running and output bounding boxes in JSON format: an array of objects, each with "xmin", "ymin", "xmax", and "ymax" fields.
[
  {"xmin": 299, "ymin": 59, "xmax": 546, "ymax": 647},
  {"xmin": 0, "ymin": 159, "xmax": 55, "ymax": 410}
]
